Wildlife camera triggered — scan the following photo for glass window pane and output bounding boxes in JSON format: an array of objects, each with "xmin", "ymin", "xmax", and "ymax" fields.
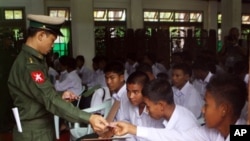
[
  {"xmin": 175, "ymin": 12, "xmax": 189, "ymax": 22},
  {"xmin": 108, "ymin": 10, "xmax": 125, "ymax": 21},
  {"xmin": 50, "ymin": 10, "xmax": 58, "ymax": 17},
  {"xmin": 49, "ymin": 8, "xmax": 70, "ymax": 21},
  {"xmin": 58, "ymin": 10, "xmax": 66, "ymax": 18},
  {"xmin": 94, "ymin": 10, "xmax": 106, "ymax": 21},
  {"xmin": 144, "ymin": 11, "xmax": 158, "ymax": 22},
  {"xmin": 159, "ymin": 12, "xmax": 173, "ymax": 22},
  {"xmin": 5, "ymin": 10, "xmax": 14, "ymax": 19},
  {"xmin": 14, "ymin": 10, "xmax": 22, "ymax": 19},
  {"xmin": 190, "ymin": 13, "xmax": 202, "ymax": 22},
  {"xmin": 242, "ymin": 15, "xmax": 250, "ymax": 24}
]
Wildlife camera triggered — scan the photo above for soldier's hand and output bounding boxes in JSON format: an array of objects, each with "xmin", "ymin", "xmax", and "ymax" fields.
[
  {"xmin": 89, "ymin": 114, "xmax": 109, "ymax": 134},
  {"xmin": 62, "ymin": 90, "xmax": 80, "ymax": 102}
]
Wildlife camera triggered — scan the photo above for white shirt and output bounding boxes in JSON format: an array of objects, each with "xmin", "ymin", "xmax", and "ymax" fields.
[
  {"xmin": 125, "ymin": 61, "xmax": 139, "ymax": 75},
  {"xmin": 172, "ymin": 81, "xmax": 204, "ymax": 118},
  {"xmin": 244, "ymin": 74, "xmax": 249, "ymax": 84},
  {"xmin": 59, "ymin": 70, "xmax": 68, "ymax": 82},
  {"xmin": 137, "ymin": 118, "xmax": 246, "ymax": 141},
  {"xmin": 54, "ymin": 70, "xmax": 83, "ymax": 96},
  {"xmin": 48, "ymin": 67, "xmax": 58, "ymax": 84},
  {"xmin": 93, "ymin": 69, "xmax": 106, "ymax": 87},
  {"xmin": 192, "ymin": 72, "xmax": 213, "ymax": 98},
  {"xmin": 137, "ymin": 105, "xmax": 200, "ymax": 141},
  {"xmin": 77, "ymin": 65, "xmax": 95, "ymax": 87},
  {"xmin": 123, "ymin": 104, "xmax": 165, "ymax": 141},
  {"xmin": 152, "ymin": 64, "xmax": 161, "ymax": 77},
  {"xmin": 112, "ymin": 84, "xmax": 129, "ymax": 121},
  {"xmin": 90, "ymin": 87, "xmax": 111, "ymax": 115},
  {"xmin": 155, "ymin": 62, "xmax": 168, "ymax": 74}
]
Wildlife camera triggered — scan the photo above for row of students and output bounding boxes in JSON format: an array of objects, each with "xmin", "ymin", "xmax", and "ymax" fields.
[
  {"xmin": 79, "ymin": 59, "xmax": 247, "ymax": 140},
  {"xmin": 113, "ymin": 73, "xmax": 248, "ymax": 141}
]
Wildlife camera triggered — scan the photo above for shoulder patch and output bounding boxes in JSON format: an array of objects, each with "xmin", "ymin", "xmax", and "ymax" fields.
[{"xmin": 31, "ymin": 70, "xmax": 45, "ymax": 84}]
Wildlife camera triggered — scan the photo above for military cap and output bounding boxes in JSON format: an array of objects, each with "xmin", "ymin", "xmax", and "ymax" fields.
[{"xmin": 27, "ymin": 14, "xmax": 65, "ymax": 36}]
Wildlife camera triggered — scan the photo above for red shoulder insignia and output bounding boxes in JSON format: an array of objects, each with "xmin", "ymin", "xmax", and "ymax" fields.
[{"xmin": 31, "ymin": 71, "xmax": 45, "ymax": 84}]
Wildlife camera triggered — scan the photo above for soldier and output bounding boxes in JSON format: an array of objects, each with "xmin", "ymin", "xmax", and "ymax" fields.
[{"xmin": 7, "ymin": 14, "xmax": 108, "ymax": 141}]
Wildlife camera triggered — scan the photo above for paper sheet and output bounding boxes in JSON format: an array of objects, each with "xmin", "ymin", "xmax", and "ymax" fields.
[{"xmin": 12, "ymin": 107, "xmax": 22, "ymax": 132}]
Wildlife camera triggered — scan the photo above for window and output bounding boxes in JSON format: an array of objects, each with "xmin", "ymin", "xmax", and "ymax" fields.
[
  {"xmin": 48, "ymin": 8, "xmax": 71, "ymax": 21},
  {"xmin": 143, "ymin": 10, "xmax": 203, "ymax": 23},
  {"xmin": 4, "ymin": 9, "xmax": 23, "ymax": 20},
  {"xmin": 53, "ymin": 28, "xmax": 70, "ymax": 56},
  {"xmin": 48, "ymin": 8, "xmax": 71, "ymax": 56},
  {"xmin": 242, "ymin": 14, "xmax": 250, "ymax": 24},
  {"xmin": 94, "ymin": 9, "xmax": 126, "ymax": 21}
]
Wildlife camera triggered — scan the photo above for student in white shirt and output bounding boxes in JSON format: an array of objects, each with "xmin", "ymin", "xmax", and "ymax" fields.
[
  {"xmin": 142, "ymin": 53, "xmax": 162, "ymax": 77},
  {"xmin": 113, "ymin": 73, "xmax": 248, "ymax": 141},
  {"xmin": 192, "ymin": 59, "xmax": 214, "ymax": 99},
  {"xmin": 123, "ymin": 71, "xmax": 165, "ymax": 140},
  {"xmin": 113, "ymin": 78, "xmax": 201, "ymax": 140},
  {"xmin": 136, "ymin": 63, "xmax": 155, "ymax": 81},
  {"xmin": 45, "ymin": 54, "xmax": 59, "ymax": 84},
  {"xmin": 57, "ymin": 55, "xmax": 68, "ymax": 82},
  {"xmin": 54, "ymin": 56, "xmax": 83, "ymax": 96},
  {"xmin": 76, "ymin": 55, "xmax": 95, "ymax": 87},
  {"xmin": 91, "ymin": 55, "xmax": 107, "ymax": 87},
  {"xmin": 125, "ymin": 52, "xmax": 139, "ymax": 76},
  {"xmin": 171, "ymin": 63, "xmax": 203, "ymax": 119},
  {"xmin": 76, "ymin": 60, "xmax": 128, "ymax": 141}
]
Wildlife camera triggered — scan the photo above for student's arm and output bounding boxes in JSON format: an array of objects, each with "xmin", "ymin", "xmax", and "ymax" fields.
[{"xmin": 114, "ymin": 121, "xmax": 203, "ymax": 141}]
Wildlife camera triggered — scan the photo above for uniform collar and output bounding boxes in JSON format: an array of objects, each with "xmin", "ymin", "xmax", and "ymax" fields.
[{"xmin": 22, "ymin": 44, "xmax": 44, "ymax": 60}]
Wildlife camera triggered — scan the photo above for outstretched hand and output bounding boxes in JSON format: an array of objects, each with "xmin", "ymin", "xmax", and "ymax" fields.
[
  {"xmin": 89, "ymin": 114, "xmax": 109, "ymax": 134},
  {"xmin": 113, "ymin": 121, "xmax": 137, "ymax": 136}
]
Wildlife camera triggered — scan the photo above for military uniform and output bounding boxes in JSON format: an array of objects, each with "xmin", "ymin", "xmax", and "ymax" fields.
[{"xmin": 8, "ymin": 44, "xmax": 91, "ymax": 141}]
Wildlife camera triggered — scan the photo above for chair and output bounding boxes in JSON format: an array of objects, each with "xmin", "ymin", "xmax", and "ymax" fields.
[{"xmin": 70, "ymin": 100, "xmax": 112, "ymax": 141}]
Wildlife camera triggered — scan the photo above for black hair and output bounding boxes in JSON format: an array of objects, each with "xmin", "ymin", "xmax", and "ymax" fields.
[
  {"xmin": 103, "ymin": 60, "xmax": 124, "ymax": 75},
  {"xmin": 156, "ymin": 72, "xmax": 169, "ymax": 81},
  {"xmin": 136, "ymin": 63, "xmax": 153, "ymax": 73},
  {"xmin": 126, "ymin": 71, "xmax": 149, "ymax": 86},
  {"xmin": 192, "ymin": 59, "xmax": 210, "ymax": 72},
  {"xmin": 76, "ymin": 55, "xmax": 85, "ymax": 63},
  {"xmin": 172, "ymin": 62, "xmax": 192, "ymax": 76},
  {"xmin": 59, "ymin": 55, "xmax": 69, "ymax": 66},
  {"xmin": 206, "ymin": 73, "xmax": 247, "ymax": 118},
  {"xmin": 66, "ymin": 56, "xmax": 77, "ymax": 70},
  {"xmin": 142, "ymin": 78, "xmax": 174, "ymax": 105},
  {"xmin": 126, "ymin": 52, "xmax": 137, "ymax": 62}
]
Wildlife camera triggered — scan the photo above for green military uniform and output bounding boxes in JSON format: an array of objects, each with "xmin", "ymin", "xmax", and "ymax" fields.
[{"xmin": 8, "ymin": 44, "xmax": 91, "ymax": 141}]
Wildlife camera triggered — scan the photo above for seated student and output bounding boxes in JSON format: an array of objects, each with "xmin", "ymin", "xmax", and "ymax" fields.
[
  {"xmin": 136, "ymin": 63, "xmax": 155, "ymax": 81},
  {"xmin": 113, "ymin": 73, "xmax": 247, "ymax": 141},
  {"xmin": 171, "ymin": 63, "xmax": 204, "ymax": 119},
  {"xmin": 123, "ymin": 71, "xmax": 165, "ymax": 140},
  {"xmin": 54, "ymin": 56, "xmax": 83, "ymax": 96},
  {"xmin": 76, "ymin": 60, "xmax": 128, "ymax": 141},
  {"xmin": 192, "ymin": 59, "xmax": 214, "ymax": 99},
  {"xmin": 90, "ymin": 86, "xmax": 111, "ymax": 115},
  {"xmin": 124, "ymin": 52, "xmax": 139, "ymax": 76},
  {"xmin": 57, "ymin": 55, "xmax": 68, "ymax": 82},
  {"xmin": 76, "ymin": 55, "xmax": 95, "ymax": 87}
]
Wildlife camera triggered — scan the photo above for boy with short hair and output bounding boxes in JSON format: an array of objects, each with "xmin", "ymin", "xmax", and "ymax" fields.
[
  {"xmin": 113, "ymin": 73, "xmax": 247, "ymax": 141},
  {"xmin": 171, "ymin": 63, "xmax": 203, "ymax": 118}
]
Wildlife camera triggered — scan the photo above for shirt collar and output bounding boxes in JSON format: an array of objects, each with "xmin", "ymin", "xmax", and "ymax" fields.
[{"xmin": 22, "ymin": 44, "xmax": 44, "ymax": 60}]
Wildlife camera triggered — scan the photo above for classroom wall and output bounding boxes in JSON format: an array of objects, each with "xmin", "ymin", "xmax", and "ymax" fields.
[{"xmin": 1, "ymin": 0, "xmax": 250, "ymax": 67}]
